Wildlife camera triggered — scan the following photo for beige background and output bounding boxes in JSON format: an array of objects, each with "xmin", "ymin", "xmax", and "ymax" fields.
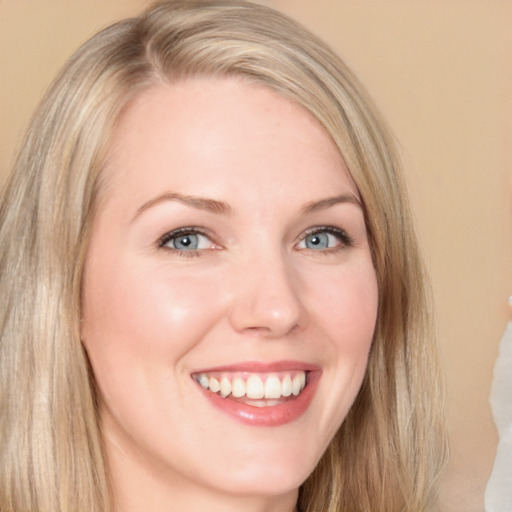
[{"xmin": 1, "ymin": 1, "xmax": 511, "ymax": 511}]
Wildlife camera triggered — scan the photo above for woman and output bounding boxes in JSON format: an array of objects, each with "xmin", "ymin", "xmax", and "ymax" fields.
[{"xmin": 0, "ymin": 1, "xmax": 447, "ymax": 511}]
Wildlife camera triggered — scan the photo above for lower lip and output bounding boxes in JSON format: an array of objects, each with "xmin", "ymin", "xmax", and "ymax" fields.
[{"xmin": 197, "ymin": 372, "xmax": 320, "ymax": 427}]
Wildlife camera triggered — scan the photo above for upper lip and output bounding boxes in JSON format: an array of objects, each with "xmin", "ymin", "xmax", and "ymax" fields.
[{"xmin": 191, "ymin": 360, "xmax": 320, "ymax": 374}]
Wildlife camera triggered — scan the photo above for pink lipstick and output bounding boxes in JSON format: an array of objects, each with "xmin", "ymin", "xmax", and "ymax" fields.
[{"xmin": 192, "ymin": 361, "xmax": 320, "ymax": 427}]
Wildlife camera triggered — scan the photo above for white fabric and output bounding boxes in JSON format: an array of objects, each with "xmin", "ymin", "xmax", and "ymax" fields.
[{"xmin": 485, "ymin": 321, "xmax": 512, "ymax": 512}]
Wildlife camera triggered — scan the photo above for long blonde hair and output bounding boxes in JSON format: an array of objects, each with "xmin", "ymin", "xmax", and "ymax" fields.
[{"xmin": 0, "ymin": 1, "xmax": 447, "ymax": 510}]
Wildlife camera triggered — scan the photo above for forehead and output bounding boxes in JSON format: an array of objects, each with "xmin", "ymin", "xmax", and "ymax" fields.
[{"xmin": 102, "ymin": 77, "xmax": 357, "ymax": 210}]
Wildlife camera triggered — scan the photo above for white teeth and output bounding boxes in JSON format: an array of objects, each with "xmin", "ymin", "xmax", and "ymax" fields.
[
  {"xmin": 231, "ymin": 377, "xmax": 245, "ymax": 397},
  {"xmin": 281, "ymin": 374, "xmax": 292, "ymax": 397},
  {"xmin": 292, "ymin": 373, "xmax": 305, "ymax": 396},
  {"xmin": 246, "ymin": 375, "xmax": 264, "ymax": 399},
  {"xmin": 194, "ymin": 371, "xmax": 307, "ymax": 400},
  {"xmin": 209, "ymin": 377, "xmax": 220, "ymax": 393},
  {"xmin": 197, "ymin": 373, "xmax": 209, "ymax": 389},
  {"xmin": 220, "ymin": 376, "xmax": 231, "ymax": 397},
  {"xmin": 264, "ymin": 375, "xmax": 282, "ymax": 399}
]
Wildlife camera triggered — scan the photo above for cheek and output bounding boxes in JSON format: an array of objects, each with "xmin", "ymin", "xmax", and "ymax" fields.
[
  {"xmin": 310, "ymin": 262, "xmax": 378, "ymax": 349},
  {"xmin": 81, "ymin": 258, "xmax": 226, "ymax": 374},
  {"xmin": 290, "ymin": 260, "xmax": 378, "ymax": 450}
]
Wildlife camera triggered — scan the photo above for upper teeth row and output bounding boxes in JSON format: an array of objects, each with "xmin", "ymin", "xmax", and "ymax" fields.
[{"xmin": 194, "ymin": 372, "xmax": 307, "ymax": 399}]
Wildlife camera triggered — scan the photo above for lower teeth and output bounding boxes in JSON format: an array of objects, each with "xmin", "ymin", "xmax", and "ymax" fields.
[{"xmin": 225, "ymin": 396, "xmax": 288, "ymax": 407}]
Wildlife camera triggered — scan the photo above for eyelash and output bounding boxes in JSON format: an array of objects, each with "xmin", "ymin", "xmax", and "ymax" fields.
[
  {"xmin": 157, "ymin": 227, "xmax": 214, "ymax": 258},
  {"xmin": 157, "ymin": 225, "xmax": 353, "ymax": 258},
  {"xmin": 297, "ymin": 226, "xmax": 353, "ymax": 252}
]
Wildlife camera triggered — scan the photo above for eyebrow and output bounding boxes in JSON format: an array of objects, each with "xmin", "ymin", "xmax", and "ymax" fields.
[
  {"xmin": 133, "ymin": 191, "xmax": 361, "ymax": 222},
  {"xmin": 133, "ymin": 192, "xmax": 232, "ymax": 221},
  {"xmin": 301, "ymin": 194, "xmax": 362, "ymax": 214}
]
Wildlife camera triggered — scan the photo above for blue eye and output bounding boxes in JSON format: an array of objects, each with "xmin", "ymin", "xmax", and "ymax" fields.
[
  {"xmin": 297, "ymin": 227, "xmax": 351, "ymax": 251},
  {"xmin": 304, "ymin": 232, "xmax": 331, "ymax": 249},
  {"xmin": 172, "ymin": 234, "xmax": 200, "ymax": 250},
  {"xmin": 159, "ymin": 229, "xmax": 214, "ymax": 253}
]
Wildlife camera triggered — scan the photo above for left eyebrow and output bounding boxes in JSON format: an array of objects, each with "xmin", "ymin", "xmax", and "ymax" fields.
[{"xmin": 301, "ymin": 194, "xmax": 362, "ymax": 214}]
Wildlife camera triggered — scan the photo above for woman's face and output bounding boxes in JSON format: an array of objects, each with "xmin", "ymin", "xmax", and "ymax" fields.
[{"xmin": 81, "ymin": 78, "xmax": 378, "ymax": 508}]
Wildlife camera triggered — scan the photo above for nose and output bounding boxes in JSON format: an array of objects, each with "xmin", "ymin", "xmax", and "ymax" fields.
[{"xmin": 227, "ymin": 255, "xmax": 307, "ymax": 337}]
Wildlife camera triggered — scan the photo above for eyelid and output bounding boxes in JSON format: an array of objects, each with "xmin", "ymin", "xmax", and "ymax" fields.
[
  {"xmin": 157, "ymin": 225, "xmax": 352, "ymax": 256},
  {"xmin": 157, "ymin": 226, "xmax": 220, "ymax": 253},
  {"xmin": 295, "ymin": 225, "xmax": 353, "ymax": 250}
]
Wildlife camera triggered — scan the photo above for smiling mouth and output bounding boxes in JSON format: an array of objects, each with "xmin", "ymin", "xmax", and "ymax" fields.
[
  {"xmin": 192, "ymin": 371, "xmax": 308, "ymax": 406},
  {"xmin": 192, "ymin": 364, "xmax": 320, "ymax": 426}
]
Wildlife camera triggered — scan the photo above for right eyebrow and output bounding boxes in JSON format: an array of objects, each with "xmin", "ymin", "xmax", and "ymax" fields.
[{"xmin": 132, "ymin": 192, "xmax": 233, "ymax": 222}]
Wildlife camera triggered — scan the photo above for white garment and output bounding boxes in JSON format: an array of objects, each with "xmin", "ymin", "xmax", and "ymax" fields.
[{"xmin": 485, "ymin": 321, "xmax": 512, "ymax": 512}]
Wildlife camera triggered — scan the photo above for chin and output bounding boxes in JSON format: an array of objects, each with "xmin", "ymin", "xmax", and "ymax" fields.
[{"xmin": 196, "ymin": 448, "xmax": 317, "ymax": 498}]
